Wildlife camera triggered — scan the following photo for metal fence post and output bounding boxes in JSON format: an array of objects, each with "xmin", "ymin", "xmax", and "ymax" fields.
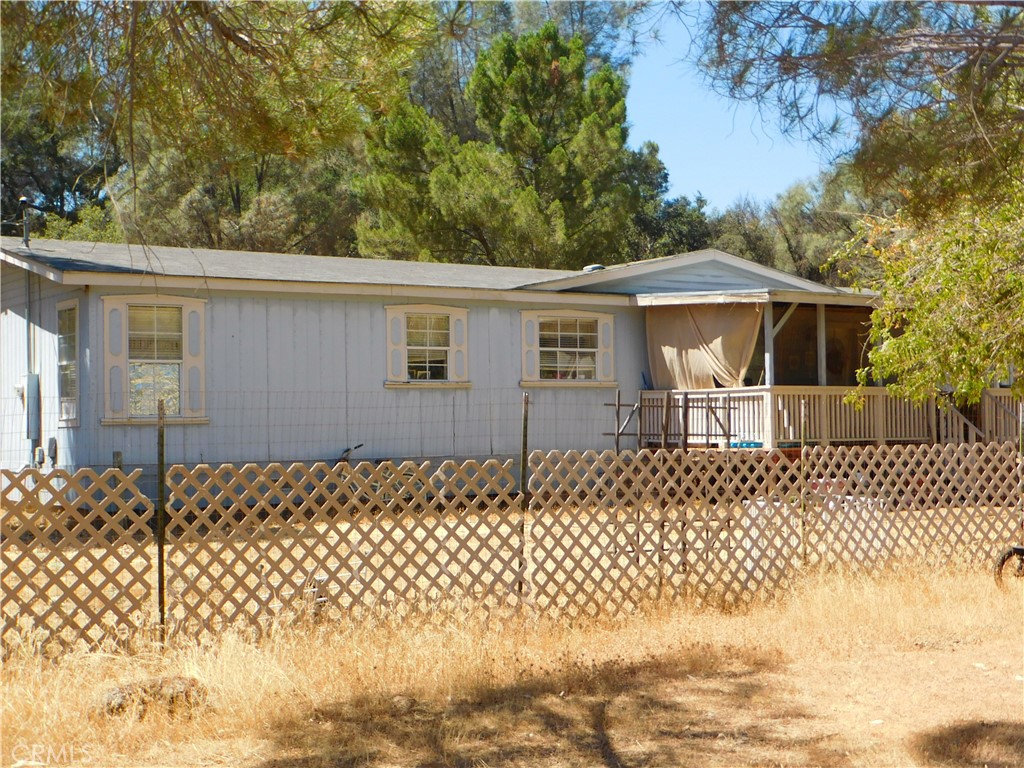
[
  {"xmin": 520, "ymin": 392, "xmax": 530, "ymax": 505},
  {"xmin": 156, "ymin": 399, "xmax": 167, "ymax": 645},
  {"xmin": 614, "ymin": 389, "xmax": 621, "ymax": 453},
  {"xmin": 518, "ymin": 393, "xmax": 530, "ymax": 597},
  {"xmin": 799, "ymin": 398, "xmax": 808, "ymax": 567}
]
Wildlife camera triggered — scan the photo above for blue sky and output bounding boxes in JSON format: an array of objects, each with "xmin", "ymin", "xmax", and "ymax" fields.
[{"xmin": 624, "ymin": 18, "xmax": 827, "ymax": 212}]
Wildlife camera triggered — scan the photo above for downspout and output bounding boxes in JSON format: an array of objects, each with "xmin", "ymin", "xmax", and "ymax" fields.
[
  {"xmin": 20, "ymin": 197, "xmax": 43, "ymax": 465},
  {"xmin": 26, "ymin": 269, "xmax": 41, "ymax": 463},
  {"xmin": 25, "ymin": 269, "xmax": 33, "ymax": 373}
]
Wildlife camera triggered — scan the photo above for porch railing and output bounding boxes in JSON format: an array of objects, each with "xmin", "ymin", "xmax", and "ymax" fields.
[
  {"xmin": 982, "ymin": 390, "xmax": 1024, "ymax": 444},
  {"xmin": 639, "ymin": 388, "xmax": 768, "ymax": 448},
  {"xmin": 638, "ymin": 386, "xmax": 1022, "ymax": 448},
  {"xmin": 772, "ymin": 387, "xmax": 933, "ymax": 446}
]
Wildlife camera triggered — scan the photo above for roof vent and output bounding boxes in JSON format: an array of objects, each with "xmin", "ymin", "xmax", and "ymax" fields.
[{"xmin": 582, "ymin": 263, "xmax": 605, "ymax": 273}]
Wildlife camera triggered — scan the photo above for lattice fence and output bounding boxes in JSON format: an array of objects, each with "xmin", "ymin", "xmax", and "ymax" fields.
[
  {"xmin": 2, "ymin": 443, "xmax": 1021, "ymax": 647},
  {"xmin": 163, "ymin": 459, "xmax": 523, "ymax": 635},
  {"xmin": 800, "ymin": 442, "xmax": 1022, "ymax": 566},
  {"xmin": 528, "ymin": 442, "xmax": 1022, "ymax": 616},
  {"xmin": 527, "ymin": 449, "xmax": 806, "ymax": 614},
  {"xmin": 0, "ymin": 468, "xmax": 154, "ymax": 649}
]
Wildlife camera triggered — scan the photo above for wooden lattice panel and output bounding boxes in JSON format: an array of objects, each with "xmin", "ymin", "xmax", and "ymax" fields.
[
  {"xmin": 683, "ymin": 450, "xmax": 804, "ymax": 601},
  {"xmin": 164, "ymin": 460, "xmax": 523, "ymax": 636},
  {"xmin": 802, "ymin": 442, "xmax": 1023, "ymax": 565},
  {"xmin": 2, "ymin": 443, "xmax": 1020, "ymax": 644},
  {"xmin": 527, "ymin": 449, "xmax": 806, "ymax": 615},
  {"xmin": 1, "ymin": 468, "xmax": 154, "ymax": 649}
]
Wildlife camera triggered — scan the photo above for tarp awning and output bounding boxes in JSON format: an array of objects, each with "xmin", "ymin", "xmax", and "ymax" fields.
[{"xmin": 646, "ymin": 303, "xmax": 764, "ymax": 390}]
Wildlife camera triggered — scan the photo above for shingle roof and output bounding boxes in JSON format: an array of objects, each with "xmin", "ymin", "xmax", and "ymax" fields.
[{"xmin": 0, "ymin": 237, "xmax": 576, "ymax": 290}]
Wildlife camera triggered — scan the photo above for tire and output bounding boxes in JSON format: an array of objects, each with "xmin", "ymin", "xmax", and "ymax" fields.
[{"xmin": 994, "ymin": 547, "xmax": 1024, "ymax": 588}]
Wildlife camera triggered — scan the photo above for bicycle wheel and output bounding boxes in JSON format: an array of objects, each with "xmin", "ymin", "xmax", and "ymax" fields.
[
  {"xmin": 376, "ymin": 466, "xmax": 426, "ymax": 504},
  {"xmin": 994, "ymin": 547, "xmax": 1024, "ymax": 588}
]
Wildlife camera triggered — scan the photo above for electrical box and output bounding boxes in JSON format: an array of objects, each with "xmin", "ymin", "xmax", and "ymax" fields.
[{"xmin": 24, "ymin": 373, "xmax": 40, "ymax": 441}]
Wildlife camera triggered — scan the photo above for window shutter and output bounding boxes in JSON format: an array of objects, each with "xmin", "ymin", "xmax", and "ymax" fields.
[
  {"xmin": 598, "ymin": 316, "xmax": 614, "ymax": 382},
  {"xmin": 182, "ymin": 305, "xmax": 205, "ymax": 417},
  {"xmin": 521, "ymin": 312, "xmax": 539, "ymax": 380},
  {"xmin": 385, "ymin": 306, "xmax": 406, "ymax": 382},
  {"xmin": 450, "ymin": 308, "xmax": 469, "ymax": 382},
  {"xmin": 103, "ymin": 298, "xmax": 127, "ymax": 418}
]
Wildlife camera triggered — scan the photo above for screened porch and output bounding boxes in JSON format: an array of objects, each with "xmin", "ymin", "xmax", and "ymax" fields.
[{"xmin": 638, "ymin": 297, "xmax": 1022, "ymax": 448}]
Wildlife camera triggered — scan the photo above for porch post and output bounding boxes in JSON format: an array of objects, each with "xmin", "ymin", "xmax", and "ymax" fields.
[
  {"xmin": 762, "ymin": 303, "xmax": 776, "ymax": 448},
  {"xmin": 816, "ymin": 304, "xmax": 827, "ymax": 386},
  {"xmin": 763, "ymin": 302, "xmax": 775, "ymax": 387}
]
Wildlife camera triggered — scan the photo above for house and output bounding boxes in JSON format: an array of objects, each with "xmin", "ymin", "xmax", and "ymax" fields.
[{"xmin": 2, "ymin": 237, "xmax": 1020, "ymax": 481}]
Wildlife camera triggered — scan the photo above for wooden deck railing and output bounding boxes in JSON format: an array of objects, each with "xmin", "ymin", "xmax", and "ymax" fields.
[
  {"xmin": 983, "ymin": 390, "xmax": 1024, "ymax": 443},
  {"xmin": 639, "ymin": 386, "xmax": 1021, "ymax": 448},
  {"xmin": 639, "ymin": 388, "xmax": 767, "ymax": 448},
  {"xmin": 772, "ymin": 387, "xmax": 933, "ymax": 446}
]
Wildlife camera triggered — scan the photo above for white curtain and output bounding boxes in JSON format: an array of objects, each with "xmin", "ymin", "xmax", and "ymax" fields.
[{"xmin": 646, "ymin": 304, "xmax": 765, "ymax": 390}]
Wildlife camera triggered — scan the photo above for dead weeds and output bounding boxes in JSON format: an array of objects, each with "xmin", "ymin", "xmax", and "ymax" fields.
[{"xmin": 2, "ymin": 567, "xmax": 1022, "ymax": 767}]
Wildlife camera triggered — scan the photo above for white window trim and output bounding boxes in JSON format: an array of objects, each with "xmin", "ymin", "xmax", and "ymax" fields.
[
  {"xmin": 56, "ymin": 299, "xmax": 79, "ymax": 425},
  {"xmin": 101, "ymin": 294, "xmax": 207, "ymax": 422},
  {"xmin": 521, "ymin": 309, "xmax": 616, "ymax": 387},
  {"xmin": 384, "ymin": 304, "xmax": 470, "ymax": 386}
]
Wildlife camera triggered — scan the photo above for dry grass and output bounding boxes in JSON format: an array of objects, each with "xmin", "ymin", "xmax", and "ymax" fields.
[{"xmin": 3, "ymin": 565, "xmax": 1022, "ymax": 767}]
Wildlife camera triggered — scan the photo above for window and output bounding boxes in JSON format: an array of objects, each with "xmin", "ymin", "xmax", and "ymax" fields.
[
  {"xmin": 539, "ymin": 316, "xmax": 598, "ymax": 380},
  {"xmin": 57, "ymin": 300, "xmax": 78, "ymax": 422},
  {"xmin": 128, "ymin": 305, "xmax": 183, "ymax": 415},
  {"xmin": 521, "ymin": 310, "xmax": 615, "ymax": 385},
  {"xmin": 385, "ymin": 305, "xmax": 469, "ymax": 385},
  {"xmin": 102, "ymin": 295, "xmax": 206, "ymax": 421},
  {"xmin": 406, "ymin": 313, "xmax": 450, "ymax": 380}
]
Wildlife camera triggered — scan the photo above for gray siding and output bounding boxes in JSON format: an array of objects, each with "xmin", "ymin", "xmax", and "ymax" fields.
[
  {"xmin": 66, "ymin": 288, "xmax": 647, "ymax": 474},
  {"xmin": 1, "ymin": 262, "xmax": 84, "ymax": 470}
]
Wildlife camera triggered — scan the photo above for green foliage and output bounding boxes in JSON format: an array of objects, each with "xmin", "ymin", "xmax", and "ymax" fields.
[
  {"xmin": 2, "ymin": 1, "xmax": 431, "ymax": 159},
  {"xmin": 408, "ymin": 1, "xmax": 656, "ymax": 141},
  {"xmin": 358, "ymin": 24, "xmax": 642, "ymax": 269},
  {"xmin": 616, "ymin": 144, "xmax": 712, "ymax": 260},
  {"xmin": 42, "ymin": 203, "xmax": 124, "ymax": 244},
  {"xmin": 842, "ymin": 182, "xmax": 1024, "ymax": 404},
  {"xmin": 694, "ymin": 1, "xmax": 1024, "ymax": 398},
  {"xmin": 407, "ymin": 1, "xmax": 516, "ymax": 142},
  {"xmin": 1, "ymin": 1, "xmax": 431, "ymax": 241},
  {"xmin": 709, "ymin": 198, "xmax": 776, "ymax": 267},
  {"xmin": 767, "ymin": 166, "xmax": 898, "ymax": 284},
  {"xmin": 110, "ymin": 146, "xmax": 364, "ymax": 256}
]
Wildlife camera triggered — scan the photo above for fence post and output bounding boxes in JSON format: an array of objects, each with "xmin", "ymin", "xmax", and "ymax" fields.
[
  {"xmin": 520, "ymin": 392, "xmax": 530, "ymax": 505},
  {"xmin": 681, "ymin": 392, "xmax": 689, "ymax": 451},
  {"xmin": 518, "ymin": 393, "xmax": 530, "ymax": 598},
  {"xmin": 614, "ymin": 389, "xmax": 621, "ymax": 453},
  {"xmin": 156, "ymin": 399, "xmax": 167, "ymax": 646},
  {"xmin": 799, "ymin": 399, "xmax": 808, "ymax": 566},
  {"xmin": 661, "ymin": 391, "xmax": 670, "ymax": 447},
  {"xmin": 636, "ymin": 389, "xmax": 643, "ymax": 449}
]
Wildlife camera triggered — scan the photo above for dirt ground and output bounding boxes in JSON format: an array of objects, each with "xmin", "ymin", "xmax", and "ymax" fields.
[
  {"xmin": 239, "ymin": 634, "xmax": 1022, "ymax": 768},
  {"xmin": 774, "ymin": 636, "xmax": 1024, "ymax": 767}
]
